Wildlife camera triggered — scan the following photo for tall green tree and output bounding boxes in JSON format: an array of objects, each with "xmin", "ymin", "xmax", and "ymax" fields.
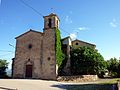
[
  {"xmin": 0, "ymin": 59, "xmax": 8, "ymax": 78},
  {"xmin": 107, "ymin": 57, "xmax": 120, "ymax": 77},
  {"xmin": 71, "ymin": 46, "xmax": 106, "ymax": 76}
]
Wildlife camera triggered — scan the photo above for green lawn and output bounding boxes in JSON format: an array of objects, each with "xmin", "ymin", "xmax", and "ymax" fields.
[{"xmin": 99, "ymin": 78, "xmax": 120, "ymax": 84}]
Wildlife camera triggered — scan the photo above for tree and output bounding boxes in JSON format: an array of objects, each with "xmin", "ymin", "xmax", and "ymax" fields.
[
  {"xmin": 70, "ymin": 46, "xmax": 106, "ymax": 76},
  {"xmin": 107, "ymin": 57, "xmax": 120, "ymax": 77},
  {"xmin": 0, "ymin": 59, "xmax": 9, "ymax": 78}
]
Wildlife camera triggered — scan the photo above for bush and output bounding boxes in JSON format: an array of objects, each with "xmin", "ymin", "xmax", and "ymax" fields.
[
  {"xmin": 107, "ymin": 58, "xmax": 120, "ymax": 77},
  {"xmin": 0, "ymin": 59, "xmax": 9, "ymax": 78},
  {"xmin": 70, "ymin": 46, "xmax": 106, "ymax": 76}
]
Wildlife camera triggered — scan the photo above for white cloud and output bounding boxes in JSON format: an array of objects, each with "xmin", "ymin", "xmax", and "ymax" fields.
[
  {"xmin": 69, "ymin": 26, "xmax": 89, "ymax": 40},
  {"xmin": 78, "ymin": 27, "xmax": 89, "ymax": 31},
  {"xmin": 65, "ymin": 15, "xmax": 72, "ymax": 24},
  {"xmin": 70, "ymin": 33, "xmax": 77, "ymax": 40},
  {"xmin": 110, "ymin": 19, "xmax": 118, "ymax": 28},
  {"xmin": 110, "ymin": 22, "xmax": 117, "ymax": 28}
]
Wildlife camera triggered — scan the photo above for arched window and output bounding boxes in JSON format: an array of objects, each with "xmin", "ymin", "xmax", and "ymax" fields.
[
  {"xmin": 48, "ymin": 18, "xmax": 52, "ymax": 28},
  {"xmin": 76, "ymin": 42, "xmax": 79, "ymax": 45},
  {"xmin": 28, "ymin": 44, "xmax": 32, "ymax": 49}
]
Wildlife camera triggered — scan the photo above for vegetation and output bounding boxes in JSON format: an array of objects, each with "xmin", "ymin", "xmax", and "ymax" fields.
[
  {"xmin": 54, "ymin": 28, "xmax": 120, "ymax": 78},
  {"xmin": 70, "ymin": 46, "xmax": 106, "ymax": 77},
  {"xmin": 55, "ymin": 28, "xmax": 65, "ymax": 67},
  {"xmin": 106, "ymin": 57, "xmax": 120, "ymax": 77},
  {"xmin": 100, "ymin": 78, "xmax": 120, "ymax": 84},
  {"xmin": 0, "ymin": 59, "xmax": 9, "ymax": 78}
]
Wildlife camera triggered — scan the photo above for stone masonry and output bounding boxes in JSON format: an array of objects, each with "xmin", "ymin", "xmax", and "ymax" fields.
[
  {"xmin": 12, "ymin": 13, "xmax": 97, "ymax": 80},
  {"xmin": 12, "ymin": 13, "xmax": 59, "ymax": 80}
]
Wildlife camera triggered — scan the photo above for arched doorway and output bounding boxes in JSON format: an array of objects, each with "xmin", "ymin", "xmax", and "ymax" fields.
[
  {"xmin": 25, "ymin": 65, "xmax": 33, "ymax": 78},
  {"xmin": 25, "ymin": 60, "xmax": 33, "ymax": 78}
]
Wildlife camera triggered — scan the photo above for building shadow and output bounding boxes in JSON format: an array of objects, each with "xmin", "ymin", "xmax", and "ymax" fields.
[
  {"xmin": 0, "ymin": 87, "xmax": 17, "ymax": 90},
  {"xmin": 51, "ymin": 83, "xmax": 118, "ymax": 90}
]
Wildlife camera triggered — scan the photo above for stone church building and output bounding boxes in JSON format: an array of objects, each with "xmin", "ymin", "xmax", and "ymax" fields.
[
  {"xmin": 12, "ymin": 13, "xmax": 95, "ymax": 80},
  {"xmin": 12, "ymin": 13, "xmax": 59, "ymax": 80}
]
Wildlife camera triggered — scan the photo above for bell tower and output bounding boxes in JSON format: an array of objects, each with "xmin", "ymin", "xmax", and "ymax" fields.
[
  {"xmin": 42, "ymin": 13, "xmax": 60, "ymax": 80},
  {"xmin": 43, "ymin": 13, "xmax": 60, "ymax": 29}
]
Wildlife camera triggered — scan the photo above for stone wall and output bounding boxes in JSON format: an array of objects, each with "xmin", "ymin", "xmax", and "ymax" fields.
[
  {"xmin": 72, "ymin": 40, "xmax": 96, "ymax": 49},
  {"xmin": 42, "ymin": 28, "xmax": 56, "ymax": 80},
  {"xmin": 57, "ymin": 75, "xmax": 98, "ymax": 82},
  {"xmin": 13, "ymin": 31, "xmax": 43, "ymax": 78},
  {"xmin": 13, "ymin": 13, "xmax": 60, "ymax": 80}
]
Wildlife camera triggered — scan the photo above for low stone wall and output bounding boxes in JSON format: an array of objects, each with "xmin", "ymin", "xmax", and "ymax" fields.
[{"xmin": 57, "ymin": 75, "xmax": 98, "ymax": 82}]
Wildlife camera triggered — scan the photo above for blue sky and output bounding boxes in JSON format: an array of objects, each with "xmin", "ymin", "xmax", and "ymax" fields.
[{"xmin": 0, "ymin": 0, "xmax": 120, "ymax": 69}]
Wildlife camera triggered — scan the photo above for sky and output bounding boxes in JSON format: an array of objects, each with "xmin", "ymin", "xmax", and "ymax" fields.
[{"xmin": 0, "ymin": 0, "xmax": 120, "ymax": 69}]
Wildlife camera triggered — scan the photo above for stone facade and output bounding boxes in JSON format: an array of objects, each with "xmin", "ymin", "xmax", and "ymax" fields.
[
  {"xmin": 13, "ymin": 13, "xmax": 59, "ymax": 80},
  {"xmin": 61, "ymin": 37, "xmax": 72, "ymax": 75},
  {"xmin": 13, "ymin": 13, "xmax": 97, "ymax": 80},
  {"xmin": 72, "ymin": 39, "xmax": 96, "ymax": 49}
]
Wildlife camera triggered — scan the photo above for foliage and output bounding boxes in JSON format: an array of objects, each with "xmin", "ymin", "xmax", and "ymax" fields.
[
  {"xmin": 58, "ymin": 55, "xmax": 68, "ymax": 75},
  {"xmin": 55, "ymin": 28, "xmax": 65, "ymax": 67},
  {"xmin": 70, "ymin": 46, "xmax": 106, "ymax": 76},
  {"xmin": 0, "ymin": 59, "xmax": 9, "ymax": 78},
  {"xmin": 106, "ymin": 57, "xmax": 120, "ymax": 77}
]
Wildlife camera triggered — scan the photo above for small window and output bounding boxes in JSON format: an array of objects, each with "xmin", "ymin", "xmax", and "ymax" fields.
[
  {"xmin": 28, "ymin": 44, "xmax": 32, "ymax": 49},
  {"xmin": 76, "ymin": 42, "xmax": 79, "ymax": 45},
  {"xmin": 48, "ymin": 57, "xmax": 51, "ymax": 61},
  {"xmin": 48, "ymin": 18, "xmax": 52, "ymax": 28}
]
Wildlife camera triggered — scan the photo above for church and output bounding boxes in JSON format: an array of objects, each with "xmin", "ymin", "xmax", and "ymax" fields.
[{"xmin": 12, "ymin": 13, "xmax": 95, "ymax": 80}]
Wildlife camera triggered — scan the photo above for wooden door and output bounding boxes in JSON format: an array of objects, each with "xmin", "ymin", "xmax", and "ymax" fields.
[{"xmin": 25, "ymin": 65, "xmax": 32, "ymax": 78}]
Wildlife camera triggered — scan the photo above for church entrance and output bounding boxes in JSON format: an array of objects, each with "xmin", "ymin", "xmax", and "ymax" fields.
[{"xmin": 25, "ymin": 65, "xmax": 32, "ymax": 78}]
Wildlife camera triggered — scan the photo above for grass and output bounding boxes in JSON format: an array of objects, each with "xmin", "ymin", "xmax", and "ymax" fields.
[{"xmin": 99, "ymin": 78, "xmax": 120, "ymax": 84}]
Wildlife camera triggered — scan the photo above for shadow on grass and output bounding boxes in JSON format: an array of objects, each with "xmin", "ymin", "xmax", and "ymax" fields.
[{"xmin": 51, "ymin": 83, "xmax": 118, "ymax": 90}]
